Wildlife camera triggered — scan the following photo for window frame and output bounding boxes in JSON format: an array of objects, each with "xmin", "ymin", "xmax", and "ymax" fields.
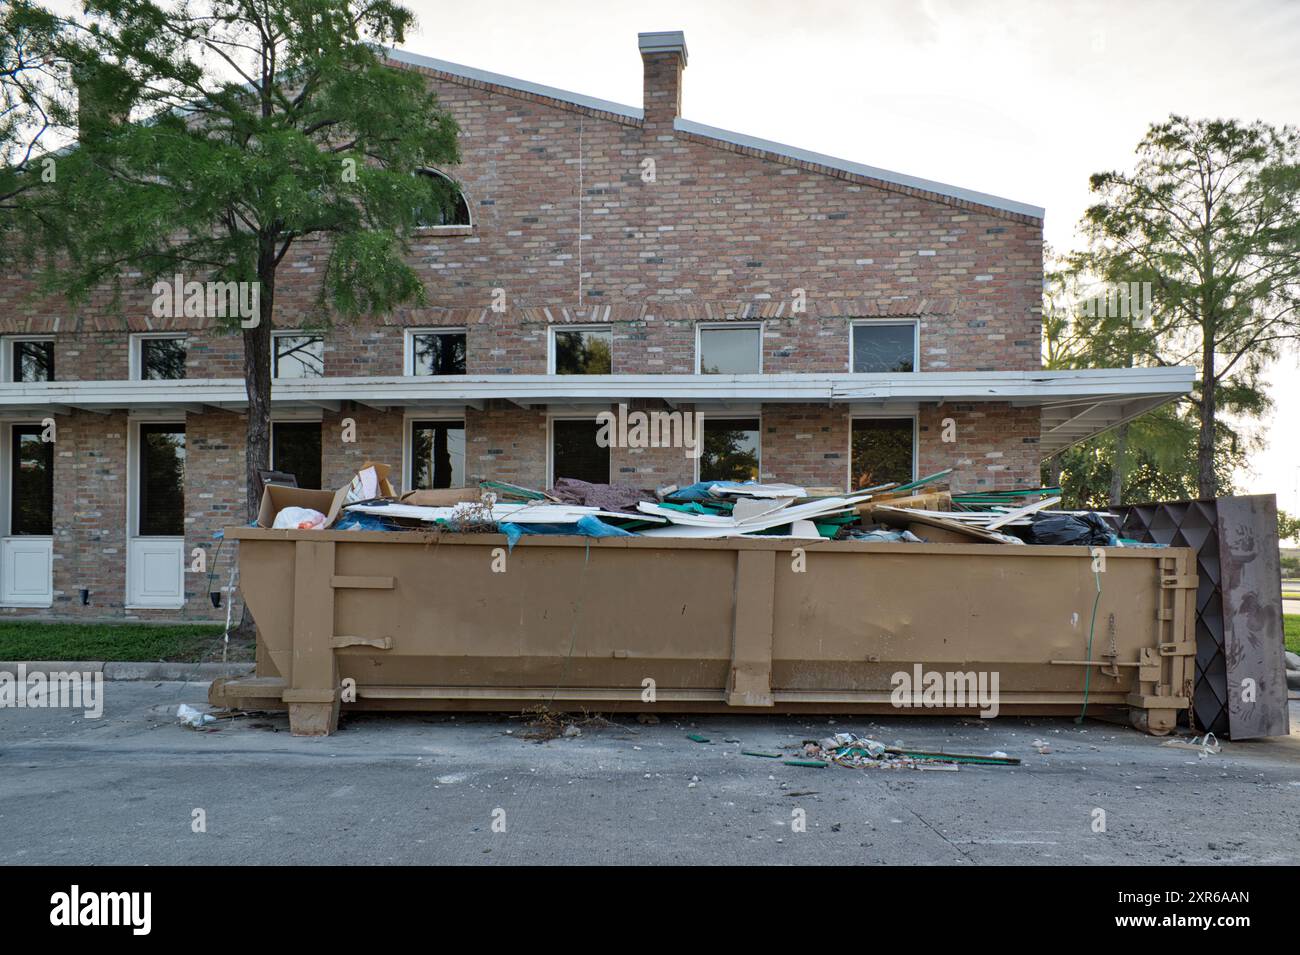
[
  {"xmin": 847, "ymin": 412, "xmax": 918, "ymax": 491},
  {"xmin": 129, "ymin": 332, "xmax": 188, "ymax": 381},
  {"xmin": 0, "ymin": 420, "xmax": 54, "ymax": 538},
  {"xmin": 403, "ymin": 327, "xmax": 469, "ymax": 376},
  {"xmin": 849, "ymin": 319, "xmax": 920, "ymax": 374},
  {"xmin": 694, "ymin": 411, "xmax": 763, "ymax": 485},
  {"xmin": 403, "ymin": 415, "xmax": 468, "ymax": 492},
  {"xmin": 546, "ymin": 412, "xmax": 612, "ymax": 487},
  {"xmin": 695, "ymin": 322, "xmax": 764, "ymax": 375},
  {"xmin": 270, "ymin": 331, "xmax": 325, "ymax": 380},
  {"xmin": 2, "ymin": 336, "xmax": 55, "ymax": 383},
  {"xmin": 412, "ymin": 168, "xmax": 474, "ymax": 231},
  {"xmin": 127, "ymin": 417, "xmax": 187, "ymax": 539},
  {"xmin": 547, "ymin": 325, "xmax": 614, "ymax": 376}
]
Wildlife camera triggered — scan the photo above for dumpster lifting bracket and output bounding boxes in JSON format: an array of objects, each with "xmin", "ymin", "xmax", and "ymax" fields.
[{"xmin": 726, "ymin": 549, "xmax": 775, "ymax": 707}]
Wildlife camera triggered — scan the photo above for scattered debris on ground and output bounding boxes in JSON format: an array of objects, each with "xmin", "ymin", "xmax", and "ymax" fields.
[
  {"xmin": 751, "ymin": 732, "xmax": 1027, "ymax": 771},
  {"xmin": 513, "ymin": 705, "xmax": 622, "ymax": 742}
]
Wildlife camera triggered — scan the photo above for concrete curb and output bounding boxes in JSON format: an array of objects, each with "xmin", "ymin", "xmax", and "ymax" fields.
[{"xmin": 0, "ymin": 661, "xmax": 254, "ymax": 681}]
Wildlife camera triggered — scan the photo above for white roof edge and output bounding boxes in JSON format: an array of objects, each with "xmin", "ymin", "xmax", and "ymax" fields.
[
  {"xmin": 384, "ymin": 48, "xmax": 644, "ymax": 120},
  {"xmin": 674, "ymin": 118, "xmax": 1046, "ymax": 220},
  {"xmin": 0, "ymin": 367, "xmax": 1194, "ymax": 407}
]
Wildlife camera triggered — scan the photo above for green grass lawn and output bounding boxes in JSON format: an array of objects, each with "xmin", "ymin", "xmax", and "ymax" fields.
[
  {"xmin": 0, "ymin": 621, "xmax": 254, "ymax": 663},
  {"xmin": 1287, "ymin": 615, "xmax": 1300, "ymax": 656}
]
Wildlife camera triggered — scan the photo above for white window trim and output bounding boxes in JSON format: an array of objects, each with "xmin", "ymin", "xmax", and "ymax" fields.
[
  {"xmin": 412, "ymin": 168, "xmax": 474, "ymax": 232},
  {"xmin": 694, "ymin": 410, "xmax": 763, "ymax": 485},
  {"xmin": 0, "ymin": 419, "xmax": 53, "ymax": 539},
  {"xmin": 849, "ymin": 318, "xmax": 920, "ymax": 374},
  {"xmin": 547, "ymin": 325, "xmax": 613, "ymax": 375},
  {"xmin": 403, "ymin": 327, "xmax": 468, "ymax": 376},
  {"xmin": 402, "ymin": 411, "xmax": 469, "ymax": 494},
  {"xmin": 546, "ymin": 411, "xmax": 611, "ymax": 486},
  {"xmin": 129, "ymin": 332, "xmax": 187, "ymax": 381},
  {"xmin": 1, "ymin": 336, "xmax": 55, "ymax": 383},
  {"xmin": 695, "ymin": 322, "xmax": 764, "ymax": 375},
  {"xmin": 271, "ymin": 330, "xmax": 325, "ymax": 380},
  {"xmin": 847, "ymin": 412, "xmax": 918, "ymax": 491}
]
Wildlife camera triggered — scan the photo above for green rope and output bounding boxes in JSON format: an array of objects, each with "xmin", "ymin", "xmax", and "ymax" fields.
[{"xmin": 1075, "ymin": 565, "xmax": 1103, "ymax": 724}]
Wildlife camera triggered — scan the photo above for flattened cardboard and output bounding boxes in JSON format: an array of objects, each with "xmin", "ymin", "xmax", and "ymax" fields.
[{"xmin": 399, "ymin": 487, "xmax": 484, "ymax": 506}]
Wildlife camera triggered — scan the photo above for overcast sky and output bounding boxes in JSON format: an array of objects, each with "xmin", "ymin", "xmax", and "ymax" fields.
[{"xmin": 399, "ymin": 0, "xmax": 1300, "ymax": 511}]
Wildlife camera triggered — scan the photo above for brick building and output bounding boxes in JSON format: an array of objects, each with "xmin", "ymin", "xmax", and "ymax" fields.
[{"xmin": 0, "ymin": 31, "xmax": 1190, "ymax": 620}]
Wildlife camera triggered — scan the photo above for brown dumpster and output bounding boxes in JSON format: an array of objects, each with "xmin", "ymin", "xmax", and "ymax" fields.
[{"xmin": 212, "ymin": 528, "xmax": 1197, "ymax": 737}]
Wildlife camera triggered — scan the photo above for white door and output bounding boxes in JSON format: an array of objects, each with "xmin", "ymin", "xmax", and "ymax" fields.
[
  {"xmin": 126, "ymin": 538, "xmax": 185, "ymax": 608},
  {"xmin": 0, "ymin": 537, "xmax": 53, "ymax": 607},
  {"xmin": 127, "ymin": 421, "xmax": 187, "ymax": 609},
  {"xmin": 1, "ymin": 422, "xmax": 55, "ymax": 608}
]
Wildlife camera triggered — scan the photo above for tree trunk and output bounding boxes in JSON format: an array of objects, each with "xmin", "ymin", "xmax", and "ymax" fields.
[
  {"xmin": 233, "ymin": 247, "xmax": 276, "ymax": 641},
  {"xmin": 1109, "ymin": 422, "xmax": 1128, "ymax": 506},
  {"xmin": 1046, "ymin": 453, "xmax": 1062, "ymax": 490},
  {"xmin": 1197, "ymin": 337, "xmax": 1217, "ymax": 499},
  {"xmin": 244, "ymin": 249, "xmax": 276, "ymax": 519}
]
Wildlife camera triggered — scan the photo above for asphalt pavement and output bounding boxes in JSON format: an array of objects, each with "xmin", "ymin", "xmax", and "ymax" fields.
[{"xmin": 3, "ymin": 681, "xmax": 1300, "ymax": 865}]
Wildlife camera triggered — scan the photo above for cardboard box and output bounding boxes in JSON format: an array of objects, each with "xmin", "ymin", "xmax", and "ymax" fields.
[
  {"xmin": 256, "ymin": 483, "xmax": 349, "ymax": 529},
  {"xmin": 256, "ymin": 462, "xmax": 396, "ymax": 529}
]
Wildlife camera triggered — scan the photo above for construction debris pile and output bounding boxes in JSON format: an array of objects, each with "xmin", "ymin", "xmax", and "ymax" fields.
[
  {"xmin": 271, "ymin": 462, "xmax": 1157, "ymax": 548},
  {"xmin": 790, "ymin": 733, "xmax": 1022, "ymax": 770}
]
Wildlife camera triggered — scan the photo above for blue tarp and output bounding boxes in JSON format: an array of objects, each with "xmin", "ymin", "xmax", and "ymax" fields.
[
  {"xmin": 335, "ymin": 512, "xmax": 408, "ymax": 532},
  {"xmin": 666, "ymin": 480, "xmax": 754, "ymax": 502},
  {"xmin": 499, "ymin": 515, "xmax": 635, "ymax": 550}
]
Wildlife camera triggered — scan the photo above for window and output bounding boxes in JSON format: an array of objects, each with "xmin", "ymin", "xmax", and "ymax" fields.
[
  {"xmin": 409, "ymin": 420, "xmax": 466, "ymax": 489},
  {"xmin": 413, "ymin": 169, "xmax": 471, "ymax": 228},
  {"xmin": 137, "ymin": 336, "xmax": 187, "ymax": 380},
  {"xmin": 550, "ymin": 418, "xmax": 609, "ymax": 485},
  {"xmin": 271, "ymin": 422, "xmax": 322, "ymax": 490},
  {"xmin": 408, "ymin": 330, "xmax": 467, "ymax": 376},
  {"xmin": 700, "ymin": 417, "xmax": 760, "ymax": 483},
  {"xmin": 551, "ymin": 327, "xmax": 612, "ymax": 375},
  {"xmin": 10, "ymin": 340, "xmax": 54, "ymax": 382},
  {"xmin": 698, "ymin": 324, "xmax": 761, "ymax": 374},
  {"xmin": 851, "ymin": 321, "xmax": 917, "ymax": 373},
  {"xmin": 138, "ymin": 424, "xmax": 185, "ymax": 536},
  {"xmin": 850, "ymin": 418, "xmax": 915, "ymax": 489},
  {"xmin": 11, "ymin": 425, "xmax": 53, "ymax": 535},
  {"xmin": 273, "ymin": 334, "xmax": 324, "ymax": 378}
]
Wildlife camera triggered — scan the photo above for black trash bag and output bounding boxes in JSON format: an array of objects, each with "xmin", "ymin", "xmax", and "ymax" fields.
[{"xmin": 1024, "ymin": 511, "xmax": 1114, "ymax": 546}]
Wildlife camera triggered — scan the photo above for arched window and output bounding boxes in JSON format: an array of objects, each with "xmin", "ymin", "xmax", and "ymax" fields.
[{"xmin": 413, "ymin": 169, "xmax": 471, "ymax": 228}]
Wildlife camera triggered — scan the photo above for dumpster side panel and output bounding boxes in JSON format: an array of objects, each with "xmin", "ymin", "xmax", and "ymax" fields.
[
  {"xmin": 240, "ymin": 540, "xmax": 297, "ymax": 680},
  {"xmin": 771, "ymin": 548, "xmax": 1165, "ymax": 706},
  {"xmin": 329, "ymin": 539, "xmax": 736, "ymax": 692}
]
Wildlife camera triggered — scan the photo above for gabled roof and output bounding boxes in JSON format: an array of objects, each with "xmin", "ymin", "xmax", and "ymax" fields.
[
  {"xmin": 384, "ymin": 47, "xmax": 1043, "ymax": 221},
  {"xmin": 385, "ymin": 48, "xmax": 644, "ymax": 121}
]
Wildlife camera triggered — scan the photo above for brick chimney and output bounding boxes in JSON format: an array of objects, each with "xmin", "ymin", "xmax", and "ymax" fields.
[{"xmin": 638, "ymin": 31, "xmax": 687, "ymax": 128}]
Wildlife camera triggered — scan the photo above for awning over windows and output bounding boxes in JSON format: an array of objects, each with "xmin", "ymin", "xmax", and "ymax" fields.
[{"xmin": 0, "ymin": 366, "xmax": 1192, "ymax": 460}]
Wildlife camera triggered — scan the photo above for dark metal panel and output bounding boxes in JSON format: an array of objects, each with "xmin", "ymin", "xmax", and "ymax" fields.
[{"xmin": 1217, "ymin": 495, "xmax": 1290, "ymax": 739}]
